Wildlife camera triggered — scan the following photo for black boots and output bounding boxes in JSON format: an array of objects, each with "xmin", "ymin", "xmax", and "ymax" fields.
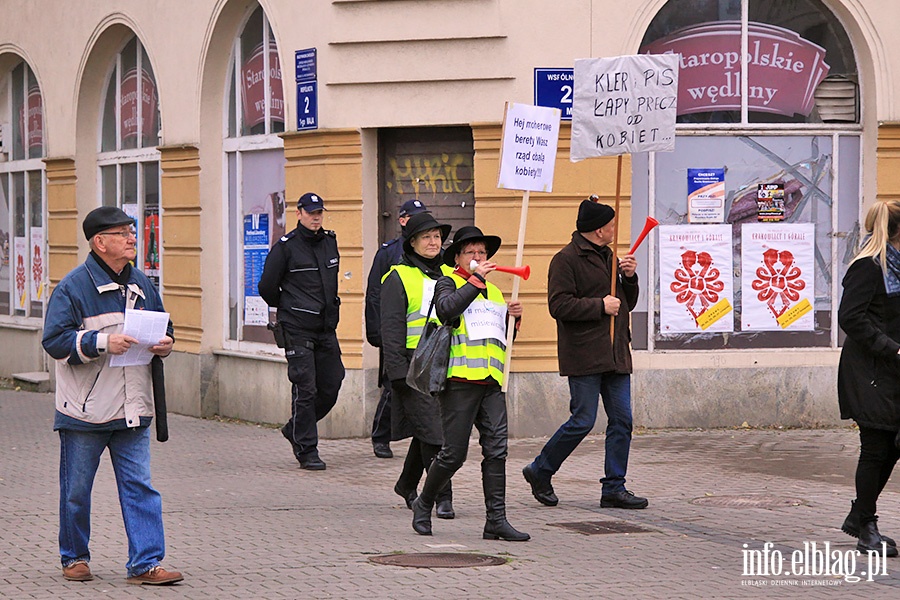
[
  {"xmin": 842, "ymin": 500, "xmax": 897, "ymax": 547},
  {"xmin": 482, "ymin": 459, "xmax": 530, "ymax": 542},
  {"xmin": 411, "ymin": 463, "xmax": 454, "ymax": 536},
  {"xmin": 857, "ymin": 521, "xmax": 899, "ymax": 557}
]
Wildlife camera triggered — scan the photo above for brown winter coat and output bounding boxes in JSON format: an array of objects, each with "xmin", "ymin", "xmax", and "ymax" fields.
[{"xmin": 548, "ymin": 231, "xmax": 639, "ymax": 377}]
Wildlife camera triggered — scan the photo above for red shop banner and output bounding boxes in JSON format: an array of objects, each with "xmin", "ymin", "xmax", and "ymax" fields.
[
  {"xmin": 240, "ymin": 41, "xmax": 284, "ymax": 129},
  {"xmin": 18, "ymin": 85, "xmax": 43, "ymax": 154},
  {"xmin": 120, "ymin": 68, "xmax": 158, "ymax": 142},
  {"xmin": 641, "ymin": 21, "xmax": 830, "ymax": 118}
]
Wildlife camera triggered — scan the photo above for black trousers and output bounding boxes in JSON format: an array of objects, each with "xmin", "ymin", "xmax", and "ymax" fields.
[
  {"xmin": 433, "ymin": 380, "xmax": 508, "ymax": 473},
  {"xmin": 284, "ymin": 330, "xmax": 345, "ymax": 457},
  {"xmin": 855, "ymin": 426, "xmax": 900, "ymax": 523},
  {"xmin": 371, "ymin": 371, "xmax": 392, "ymax": 445}
]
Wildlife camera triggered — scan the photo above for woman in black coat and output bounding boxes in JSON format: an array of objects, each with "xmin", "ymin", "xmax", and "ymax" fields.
[
  {"xmin": 380, "ymin": 212, "xmax": 454, "ymax": 519},
  {"xmin": 838, "ymin": 200, "xmax": 900, "ymax": 556}
]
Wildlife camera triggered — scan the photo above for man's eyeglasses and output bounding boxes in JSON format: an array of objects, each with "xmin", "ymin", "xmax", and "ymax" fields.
[{"xmin": 100, "ymin": 228, "xmax": 137, "ymax": 239}]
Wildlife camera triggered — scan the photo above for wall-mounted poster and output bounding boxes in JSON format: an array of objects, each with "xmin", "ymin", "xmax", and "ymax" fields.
[
  {"xmin": 659, "ymin": 224, "xmax": 733, "ymax": 333},
  {"xmin": 757, "ymin": 183, "xmax": 785, "ymax": 222},
  {"xmin": 687, "ymin": 169, "xmax": 725, "ymax": 223},
  {"xmin": 243, "ymin": 213, "xmax": 270, "ymax": 326},
  {"xmin": 143, "ymin": 209, "xmax": 160, "ymax": 288},
  {"xmin": 30, "ymin": 227, "xmax": 43, "ymax": 302},
  {"xmin": 741, "ymin": 223, "xmax": 815, "ymax": 331},
  {"xmin": 14, "ymin": 236, "xmax": 27, "ymax": 309}
]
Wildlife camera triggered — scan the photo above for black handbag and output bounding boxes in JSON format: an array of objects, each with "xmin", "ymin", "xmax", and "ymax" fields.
[{"xmin": 406, "ymin": 296, "xmax": 452, "ymax": 396}]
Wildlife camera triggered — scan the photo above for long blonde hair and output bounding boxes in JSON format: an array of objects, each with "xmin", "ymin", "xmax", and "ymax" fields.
[{"xmin": 854, "ymin": 200, "xmax": 900, "ymax": 273}]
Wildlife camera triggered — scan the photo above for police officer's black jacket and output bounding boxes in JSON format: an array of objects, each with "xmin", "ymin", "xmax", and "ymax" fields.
[
  {"xmin": 364, "ymin": 234, "xmax": 405, "ymax": 348},
  {"xmin": 258, "ymin": 224, "xmax": 340, "ymax": 335}
]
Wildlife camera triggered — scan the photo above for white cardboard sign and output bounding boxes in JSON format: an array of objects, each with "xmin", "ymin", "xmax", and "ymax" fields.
[
  {"xmin": 497, "ymin": 103, "xmax": 561, "ymax": 192},
  {"xmin": 570, "ymin": 54, "xmax": 679, "ymax": 161}
]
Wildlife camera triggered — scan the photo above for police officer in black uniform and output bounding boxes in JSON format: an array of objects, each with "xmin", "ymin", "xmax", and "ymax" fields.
[
  {"xmin": 259, "ymin": 192, "xmax": 345, "ymax": 471},
  {"xmin": 365, "ymin": 199, "xmax": 430, "ymax": 459}
]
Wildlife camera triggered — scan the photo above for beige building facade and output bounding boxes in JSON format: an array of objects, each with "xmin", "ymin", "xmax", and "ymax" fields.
[{"xmin": 1, "ymin": 0, "xmax": 897, "ymax": 436}]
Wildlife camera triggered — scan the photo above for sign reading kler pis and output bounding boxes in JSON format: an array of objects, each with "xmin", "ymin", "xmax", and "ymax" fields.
[{"xmin": 640, "ymin": 21, "xmax": 829, "ymax": 118}]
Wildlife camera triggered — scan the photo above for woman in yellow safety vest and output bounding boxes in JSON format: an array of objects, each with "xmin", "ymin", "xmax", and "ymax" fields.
[
  {"xmin": 380, "ymin": 212, "xmax": 455, "ymax": 519},
  {"xmin": 409, "ymin": 225, "xmax": 530, "ymax": 541}
]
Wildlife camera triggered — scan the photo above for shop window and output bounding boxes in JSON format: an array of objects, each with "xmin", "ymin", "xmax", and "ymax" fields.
[
  {"xmin": 632, "ymin": 0, "xmax": 861, "ymax": 350},
  {"xmin": 97, "ymin": 37, "xmax": 162, "ymax": 288},
  {"xmin": 0, "ymin": 61, "xmax": 46, "ymax": 318},
  {"xmin": 640, "ymin": 0, "xmax": 858, "ymax": 125},
  {"xmin": 378, "ymin": 127, "xmax": 475, "ymax": 243},
  {"xmin": 225, "ymin": 4, "xmax": 285, "ymax": 346}
]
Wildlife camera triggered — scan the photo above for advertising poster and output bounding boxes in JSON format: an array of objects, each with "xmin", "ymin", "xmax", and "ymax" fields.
[
  {"xmin": 687, "ymin": 168, "xmax": 725, "ymax": 223},
  {"xmin": 757, "ymin": 183, "xmax": 785, "ymax": 222},
  {"xmin": 659, "ymin": 224, "xmax": 733, "ymax": 333},
  {"xmin": 143, "ymin": 209, "xmax": 160, "ymax": 287},
  {"xmin": 14, "ymin": 236, "xmax": 27, "ymax": 309},
  {"xmin": 30, "ymin": 227, "xmax": 44, "ymax": 301},
  {"xmin": 741, "ymin": 223, "xmax": 815, "ymax": 331},
  {"xmin": 243, "ymin": 213, "xmax": 270, "ymax": 326}
]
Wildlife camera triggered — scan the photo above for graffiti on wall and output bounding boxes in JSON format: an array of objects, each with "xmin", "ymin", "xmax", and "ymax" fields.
[{"xmin": 386, "ymin": 153, "xmax": 474, "ymax": 196}]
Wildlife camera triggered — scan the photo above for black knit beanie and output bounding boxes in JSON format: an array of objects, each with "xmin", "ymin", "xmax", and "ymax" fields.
[{"xmin": 576, "ymin": 199, "xmax": 615, "ymax": 232}]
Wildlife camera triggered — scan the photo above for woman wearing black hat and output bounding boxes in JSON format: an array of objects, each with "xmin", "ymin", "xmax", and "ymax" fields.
[
  {"xmin": 409, "ymin": 225, "xmax": 530, "ymax": 541},
  {"xmin": 380, "ymin": 212, "xmax": 455, "ymax": 518}
]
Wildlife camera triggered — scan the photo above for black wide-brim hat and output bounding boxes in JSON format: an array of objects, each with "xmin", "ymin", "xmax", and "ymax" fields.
[
  {"xmin": 402, "ymin": 212, "xmax": 452, "ymax": 255},
  {"xmin": 443, "ymin": 225, "xmax": 502, "ymax": 267}
]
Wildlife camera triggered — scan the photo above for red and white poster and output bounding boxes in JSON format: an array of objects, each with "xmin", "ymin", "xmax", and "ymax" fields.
[
  {"xmin": 30, "ymin": 227, "xmax": 43, "ymax": 302},
  {"xmin": 659, "ymin": 225, "xmax": 733, "ymax": 333},
  {"xmin": 741, "ymin": 223, "xmax": 815, "ymax": 331},
  {"xmin": 14, "ymin": 236, "xmax": 27, "ymax": 309},
  {"xmin": 120, "ymin": 68, "xmax": 158, "ymax": 143},
  {"xmin": 241, "ymin": 41, "xmax": 284, "ymax": 129}
]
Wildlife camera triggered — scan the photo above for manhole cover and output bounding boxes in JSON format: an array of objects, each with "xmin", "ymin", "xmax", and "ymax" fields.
[
  {"xmin": 690, "ymin": 494, "xmax": 805, "ymax": 508},
  {"xmin": 368, "ymin": 553, "xmax": 506, "ymax": 568},
  {"xmin": 550, "ymin": 520, "xmax": 654, "ymax": 535}
]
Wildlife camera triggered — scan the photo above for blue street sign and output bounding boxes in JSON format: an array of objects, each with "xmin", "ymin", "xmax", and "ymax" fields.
[
  {"xmin": 297, "ymin": 81, "xmax": 318, "ymax": 130},
  {"xmin": 295, "ymin": 48, "xmax": 317, "ymax": 82},
  {"xmin": 534, "ymin": 68, "xmax": 574, "ymax": 120}
]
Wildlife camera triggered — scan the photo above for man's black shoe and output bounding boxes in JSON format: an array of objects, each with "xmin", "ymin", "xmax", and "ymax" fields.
[
  {"xmin": 299, "ymin": 453, "xmax": 326, "ymax": 471},
  {"xmin": 373, "ymin": 442, "xmax": 393, "ymax": 459},
  {"xmin": 281, "ymin": 424, "xmax": 304, "ymax": 463},
  {"xmin": 600, "ymin": 489, "xmax": 648, "ymax": 509},
  {"xmin": 522, "ymin": 464, "xmax": 558, "ymax": 506}
]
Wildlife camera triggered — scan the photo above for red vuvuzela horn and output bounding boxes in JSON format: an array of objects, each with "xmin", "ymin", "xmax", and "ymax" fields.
[
  {"xmin": 470, "ymin": 261, "xmax": 531, "ymax": 280},
  {"xmin": 628, "ymin": 217, "xmax": 659, "ymax": 255}
]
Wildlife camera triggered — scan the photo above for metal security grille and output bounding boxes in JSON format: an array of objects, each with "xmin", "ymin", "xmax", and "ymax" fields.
[
  {"xmin": 690, "ymin": 495, "xmax": 806, "ymax": 508},
  {"xmin": 550, "ymin": 521, "xmax": 655, "ymax": 535}
]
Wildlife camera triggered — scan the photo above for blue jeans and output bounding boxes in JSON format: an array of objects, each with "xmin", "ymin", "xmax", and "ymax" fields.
[
  {"xmin": 532, "ymin": 373, "xmax": 633, "ymax": 496},
  {"xmin": 59, "ymin": 426, "xmax": 166, "ymax": 577}
]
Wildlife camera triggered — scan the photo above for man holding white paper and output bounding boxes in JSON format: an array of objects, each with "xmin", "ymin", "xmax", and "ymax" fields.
[{"xmin": 42, "ymin": 206, "xmax": 181, "ymax": 585}]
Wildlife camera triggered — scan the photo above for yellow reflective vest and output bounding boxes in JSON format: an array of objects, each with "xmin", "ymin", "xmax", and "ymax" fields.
[
  {"xmin": 383, "ymin": 263, "xmax": 454, "ymax": 349},
  {"xmin": 445, "ymin": 272, "xmax": 508, "ymax": 385}
]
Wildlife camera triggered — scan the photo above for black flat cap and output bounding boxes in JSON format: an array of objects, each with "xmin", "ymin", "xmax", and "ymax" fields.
[{"xmin": 83, "ymin": 206, "xmax": 134, "ymax": 240}]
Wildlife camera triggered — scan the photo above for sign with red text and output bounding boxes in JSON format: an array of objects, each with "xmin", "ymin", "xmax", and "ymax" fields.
[
  {"xmin": 498, "ymin": 103, "xmax": 561, "ymax": 192},
  {"xmin": 641, "ymin": 22, "xmax": 830, "ymax": 118},
  {"xmin": 18, "ymin": 85, "xmax": 43, "ymax": 154},
  {"xmin": 570, "ymin": 54, "xmax": 679, "ymax": 161}
]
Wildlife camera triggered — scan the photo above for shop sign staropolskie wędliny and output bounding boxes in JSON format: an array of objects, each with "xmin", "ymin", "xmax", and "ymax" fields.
[{"xmin": 641, "ymin": 21, "xmax": 830, "ymax": 118}]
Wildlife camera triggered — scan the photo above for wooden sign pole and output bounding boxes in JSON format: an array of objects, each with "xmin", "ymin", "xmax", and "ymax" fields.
[
  {"xmin": 609, "ymin": 154, "xmax": 623, "ymax": 344},
  {"xmin": 501, "ymin": 190, "xmax": 529, "ymax": 393}
]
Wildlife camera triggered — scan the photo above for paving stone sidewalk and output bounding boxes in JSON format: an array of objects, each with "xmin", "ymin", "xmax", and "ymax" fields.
[{"xmin": 2, "ymin": 388, "xmax": 899, "ymax": 599}]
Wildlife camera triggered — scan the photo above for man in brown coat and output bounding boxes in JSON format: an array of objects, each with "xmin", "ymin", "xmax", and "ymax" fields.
[{"xmin": 522, "ymin": 198, "xmax": 648, "ymax": 509}]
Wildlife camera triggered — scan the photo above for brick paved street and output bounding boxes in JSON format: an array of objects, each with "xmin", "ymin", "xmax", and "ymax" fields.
[{"xmin": 2, "ymin": 388, "xmax": 900, "ymax": 599}]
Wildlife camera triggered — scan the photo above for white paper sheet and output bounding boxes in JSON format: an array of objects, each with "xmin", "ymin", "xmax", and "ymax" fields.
[{"xmin": 109, "ymin": 308, "xmax": 170, "ymax": 367}]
